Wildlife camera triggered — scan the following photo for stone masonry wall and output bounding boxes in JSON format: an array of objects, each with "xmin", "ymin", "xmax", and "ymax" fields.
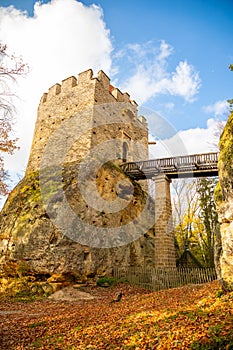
[
  {"xmin": 27, "ymin": 69, "xmax": 148, "ymax": 174},
  {"xmin": 153, "ymin": 175, "xmax": 176, "ymax": 267}
]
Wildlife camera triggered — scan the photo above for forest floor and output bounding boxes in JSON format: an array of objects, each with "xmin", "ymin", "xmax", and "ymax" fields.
[{"xmin": 0, "ymin": 280, "xmax": 233, "ymax": 349}]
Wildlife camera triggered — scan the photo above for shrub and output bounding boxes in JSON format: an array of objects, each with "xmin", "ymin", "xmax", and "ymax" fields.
[{"xmin": 96, "ymin": 276, "xmax": 117, "ymax": 287}]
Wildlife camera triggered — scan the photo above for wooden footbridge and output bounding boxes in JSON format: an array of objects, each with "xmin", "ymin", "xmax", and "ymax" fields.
[
  {"xmin": 121, "ymin": 152, "xmax": 218, "ymax": 180},
  {"xmin": 120, "ymin": 151, "xmax": 219, "ymax": 268}
]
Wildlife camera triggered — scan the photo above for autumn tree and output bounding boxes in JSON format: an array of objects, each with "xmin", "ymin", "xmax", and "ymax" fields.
[
  {"xmin": 0, "ymin": 44, "xmax": 27, "ymax": 196},
  {"xmin": 172, "ymin": 179, "xmax": 200, "ymax": 257},
  {"xmin": 196, "ymin": 177, "xmax": 219, "ymax": 267},
  {"xmin": 173, "ymin": 177, "xmax": 219, "ymax": 267}
]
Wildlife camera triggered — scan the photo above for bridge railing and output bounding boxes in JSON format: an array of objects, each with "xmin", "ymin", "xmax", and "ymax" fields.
[{"xmin": 121, "ymin": 152, "xmax": 219, "ymax": 174}]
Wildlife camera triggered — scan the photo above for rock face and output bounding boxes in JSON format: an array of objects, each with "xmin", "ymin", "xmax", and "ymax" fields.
[
  {"xmin": 0, "ymin": 162, "xmax": 155, "ymax": 281},
  {"xmin": 0, "ymin": 69, "xmax": 155, "ymax": 282},
  {"xmin": 215, "ymin": 111, "xmax": 233, "ymax": 289}
]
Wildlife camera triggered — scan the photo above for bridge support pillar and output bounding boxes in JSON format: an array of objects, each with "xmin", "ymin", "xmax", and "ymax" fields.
[{"xmin": 153, "ymin": 174, "xmax": 176, "ymax": 267}]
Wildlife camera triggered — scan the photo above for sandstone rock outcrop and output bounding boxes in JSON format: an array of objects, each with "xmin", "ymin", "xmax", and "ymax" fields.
[
  {"xmin": 215, "ymin": 111, "xmax": 233, "ymax": 289},
  {"xmin": 0, "ymin": 161, "xmax": 155, "ymax": 282}
]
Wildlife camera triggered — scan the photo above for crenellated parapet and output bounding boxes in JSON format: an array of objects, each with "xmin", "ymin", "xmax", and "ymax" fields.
[
  {"xmin": 26, "ymin": 69, "xmax": 148, "ymax": 174},
  {"xmin": 39, "ymin": 69, "xmax": 137, "ymax": 106}
]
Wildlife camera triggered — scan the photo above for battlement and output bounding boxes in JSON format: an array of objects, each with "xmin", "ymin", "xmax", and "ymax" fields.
[{"xmin": 39, "ymin": 69, "xmax": 137, "ymax": 106}]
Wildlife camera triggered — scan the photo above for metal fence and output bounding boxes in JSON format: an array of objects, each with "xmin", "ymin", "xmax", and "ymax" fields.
[{"xmin": 113, "ymin": 266, "xmax": 217, "ymax": 291}]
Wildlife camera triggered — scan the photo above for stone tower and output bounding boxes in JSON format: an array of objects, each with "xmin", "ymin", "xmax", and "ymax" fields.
[{"xmin": 26, "ymin": 69, "xmax": 149, "ymax": 174}]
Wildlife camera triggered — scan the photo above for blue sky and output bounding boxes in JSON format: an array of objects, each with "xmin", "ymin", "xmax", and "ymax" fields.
[
  {"xmin": 0, "ymin": 0, "xmax": 233, "ymax": 186},
  {"xmin": 93, "ymin": 0, "xmax": 233, "ymax": 130}
]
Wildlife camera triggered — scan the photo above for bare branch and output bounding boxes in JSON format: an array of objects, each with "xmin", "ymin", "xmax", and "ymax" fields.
[{"xmin": 0, "ymin": 44, "xmax": 28, "ymax": 196}]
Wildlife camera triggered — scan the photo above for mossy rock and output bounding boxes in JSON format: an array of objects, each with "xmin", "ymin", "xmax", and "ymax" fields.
[
  {"xmin": 217, "ymin": 112, "xmax": 233, "ymax": 202},
  {"xmin": 214, "ymin": 181, "xmax": 223, "ymax": 206},
  {"xmin": 0, "ymin": 160, "xmax": 155, "ymax": 280}
]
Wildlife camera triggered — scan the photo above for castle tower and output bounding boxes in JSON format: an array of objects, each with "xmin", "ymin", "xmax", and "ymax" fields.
[
  {"xmin": 26, "ymin": 69, "xmax": 149, "ymax": 174},
  {"xmin": 0, "ymin": 68, "xmax": 158, "ymax": 284}
]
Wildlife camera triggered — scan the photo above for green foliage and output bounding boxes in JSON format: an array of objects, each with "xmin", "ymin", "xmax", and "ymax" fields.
[
  {"xmin": 216, "ymin": 289, "xmax": 225, "ymax": 298},
  {"xmin": 227, "ymin": 98, "xmax": 233, "ymax": 112},
  {"xmin": 96, "ymin": 276, "xmax": 118, "ymax": 287},
  {"xmin": 30, "ymin": 338, "xmax": 43, "ymax": 348},
  {"xmin": 0, "ymin": 276, "xmax": 53, "ymax": 302},
  {"xmin": 16, "ymin": 260, "xmax": 31, "ymax": 277},
  {"xmin": 11, "ymin": 286, "xmax": 41, "ymax": 303},
  {"xmin": 191, "ymin": 334, "xmax": 233, "ymax": 349},
  {"xmin": 29, "ymin": 321, "xmax": 46, "ymax": 329}
]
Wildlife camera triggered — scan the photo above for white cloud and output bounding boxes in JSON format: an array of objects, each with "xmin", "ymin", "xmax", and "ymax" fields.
[
  {"xmin": 0, "ymin": 2, "xmax": 206, "ymax": 210},
  {"xmin": 118, "ymin": 41, "xmax": 201, "ymax": 104},
  {"xmin": 149, "ymin": 118, "xmax": 224, "ymax": 159},
  {"xmin": 0, "ymin": 4, "xmax": 201, "ymax": 178},
  {"xmin": 167, "ymin": 61, "xmax": 200, "ymax": 102},
  {"xmin": 0, "ymin": 0, "xmax": 112, "ymax": 173},
  {"xmin": 203, "ymin": 100, "xmax": 229, "ymax": 117},
  {"xmin": 164, "ymin": 102, "xmax": 175, "ymax": 110},
  {"xmin": 157, "ymin": 40, "xmax": 173, "ymax": 61}
]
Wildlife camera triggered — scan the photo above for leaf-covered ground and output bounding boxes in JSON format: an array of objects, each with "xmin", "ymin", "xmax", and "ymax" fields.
[{"xmin": 0, "ymin": 281, "xmax": 233, "ymax": 349}]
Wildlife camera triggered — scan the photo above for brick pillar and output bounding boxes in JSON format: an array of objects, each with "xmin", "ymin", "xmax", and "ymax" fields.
[{"xmin": 153, "ymin": 174, "xmax": 176, "ymax": 267}]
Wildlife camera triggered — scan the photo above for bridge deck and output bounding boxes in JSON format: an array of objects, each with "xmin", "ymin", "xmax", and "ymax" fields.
[{"xmin": 121, "ymin": 152, "xmax": 219, "ymax": 179}]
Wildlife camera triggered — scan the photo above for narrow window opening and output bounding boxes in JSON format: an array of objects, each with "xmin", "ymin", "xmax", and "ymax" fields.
[
  {"xmin": 122, "ymin": 142, "xmax": 128, "ymax": 162},
  {"xmin": 84, "ymin": 252, "xmax": 90, "ymax": 261}
]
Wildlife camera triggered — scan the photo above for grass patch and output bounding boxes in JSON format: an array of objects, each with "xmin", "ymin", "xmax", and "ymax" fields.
[{"xmin": 29, "ymin": 321, "xmax": 46, "ymax": 329}]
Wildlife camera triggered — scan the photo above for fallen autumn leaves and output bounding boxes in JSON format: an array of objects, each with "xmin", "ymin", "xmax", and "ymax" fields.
[{"xmin": 0, "ymin": 280, "xmax": 233, "ymax": 349}]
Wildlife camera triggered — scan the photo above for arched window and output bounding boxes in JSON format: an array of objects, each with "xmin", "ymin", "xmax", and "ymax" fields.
[{"xmin": 122, "ymin": 142, "xmax": 128, "ymax": 162}]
